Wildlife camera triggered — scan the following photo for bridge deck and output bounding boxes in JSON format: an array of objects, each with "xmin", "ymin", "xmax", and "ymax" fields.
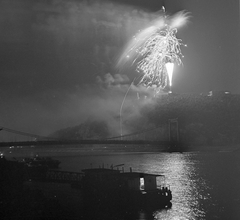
[{"xmin": 0, "ymin": 139, "xmax": 172, "ymax": 147}]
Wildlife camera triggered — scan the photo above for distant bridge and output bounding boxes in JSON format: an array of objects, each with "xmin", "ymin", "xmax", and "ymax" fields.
[
  {"xmin": 0, "ymin": 139, "xmax": 171, "ymax": 147},
  {"xmin": 0, "ymin": 121, "xmax": 181, "ymax": 150}
]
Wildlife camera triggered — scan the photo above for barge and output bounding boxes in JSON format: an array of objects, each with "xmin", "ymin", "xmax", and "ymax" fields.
[{"xmin": 81, "ymin": 165, "xmax": 172, "ymax": 212}]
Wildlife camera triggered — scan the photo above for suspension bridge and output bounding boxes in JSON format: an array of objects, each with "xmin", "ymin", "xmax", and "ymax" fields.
[{"xmin": 0, "ymin": 120, "xmax": 181, "ymax": 151}]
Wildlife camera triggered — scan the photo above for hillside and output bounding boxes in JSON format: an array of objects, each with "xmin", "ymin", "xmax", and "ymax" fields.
[
  {"xmin": 50, "ymin": 92, "xmax": 240, "ymax": 147},
  {"xmin": 144, "ymin": 92, "xmax": 240, "ymax": 146}
]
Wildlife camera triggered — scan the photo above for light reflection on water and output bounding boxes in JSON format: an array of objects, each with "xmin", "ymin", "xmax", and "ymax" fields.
[
  {"xmin": 151, "ymin": 153, "xmax": 207, "ymax": 219},
  {"xmin": 126, "ymin": 153, "xmax": 207, "ymax": 220}
]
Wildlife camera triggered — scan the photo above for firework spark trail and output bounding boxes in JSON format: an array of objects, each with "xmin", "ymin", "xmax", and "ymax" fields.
[{"xmin": 117, "ymin": 9, "xmax": 190, "ymax": 91}]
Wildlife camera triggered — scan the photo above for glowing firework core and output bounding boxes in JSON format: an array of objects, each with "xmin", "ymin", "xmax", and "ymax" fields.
[
  {"xmin": 118, "ymin": 8, "xmax": 189, "ymax": 92},
  {"xmin": 165, "ymin": 62, "xmax": 174, "ymax": 87}
]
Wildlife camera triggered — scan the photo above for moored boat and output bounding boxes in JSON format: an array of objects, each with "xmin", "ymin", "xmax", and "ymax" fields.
[{"xmin": 81, "ymin": 164, "xmax": 172, "ymax": 212}]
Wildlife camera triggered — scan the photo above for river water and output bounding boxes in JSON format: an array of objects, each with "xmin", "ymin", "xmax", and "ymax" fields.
[{"xmin": 3, "ymin": 147, "xmax": 240, "ymax": 219}]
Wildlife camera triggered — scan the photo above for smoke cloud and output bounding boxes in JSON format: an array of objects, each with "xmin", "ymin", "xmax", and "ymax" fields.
[{"xmin": 0, "ymin": 0, "xmax": 162, "ymax": 139}]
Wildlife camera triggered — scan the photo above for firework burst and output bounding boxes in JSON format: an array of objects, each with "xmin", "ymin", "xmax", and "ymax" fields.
[{"xmin": 117, "ymin": 9, "xmax": 190, "ymax": 91}]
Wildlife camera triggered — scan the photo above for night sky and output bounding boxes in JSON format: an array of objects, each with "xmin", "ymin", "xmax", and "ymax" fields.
[{"xmin": 0, "ymin": 0, "xmax": 239, "ymax": 138}]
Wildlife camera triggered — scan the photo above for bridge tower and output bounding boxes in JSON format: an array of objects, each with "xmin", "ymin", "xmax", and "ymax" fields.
[{"xmin": 168, "ymin": 118, "xmax": 181, "ymax": 152}]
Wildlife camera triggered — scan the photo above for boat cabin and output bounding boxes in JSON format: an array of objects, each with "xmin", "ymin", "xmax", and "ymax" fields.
[
  {"xmin": 119, "ymin": 172, "xmax": 165, "ymax": 191},
  {"xmin": 82, "ymin": 167, "xmax": 166, "ymax": 192}
]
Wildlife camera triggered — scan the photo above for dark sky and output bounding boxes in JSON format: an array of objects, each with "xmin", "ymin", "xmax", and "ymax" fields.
[{"xmin": 0, "ymin": 0, "xmax": 239, "ymax": 138}]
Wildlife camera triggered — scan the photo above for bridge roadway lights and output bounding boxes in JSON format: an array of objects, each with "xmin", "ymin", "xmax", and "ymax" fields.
[{"xmin": 0, "ymin": 139, "xmax": 172, "ymax": 147}]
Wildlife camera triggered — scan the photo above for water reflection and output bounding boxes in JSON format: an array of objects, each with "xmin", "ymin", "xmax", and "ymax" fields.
[
  {"xmin": 160, "ymin": 154, "xmax": 209, "ymax": 219},
  {"xmin": 136, "ymin": 153, "xmax": 208, "ymax": 219}
]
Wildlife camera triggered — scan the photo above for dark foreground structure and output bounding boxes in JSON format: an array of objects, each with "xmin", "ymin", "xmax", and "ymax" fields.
[
  {"xmin": 0, "ymin": 156, "xmax": 172, "ymax": 219},
  {"xmin": 82, "ymin": 166, "xmax": 172, "ymax": 214},
  {"xmin": 0, "ymin": 156, "xmax": 67, "ymax": 219}
]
